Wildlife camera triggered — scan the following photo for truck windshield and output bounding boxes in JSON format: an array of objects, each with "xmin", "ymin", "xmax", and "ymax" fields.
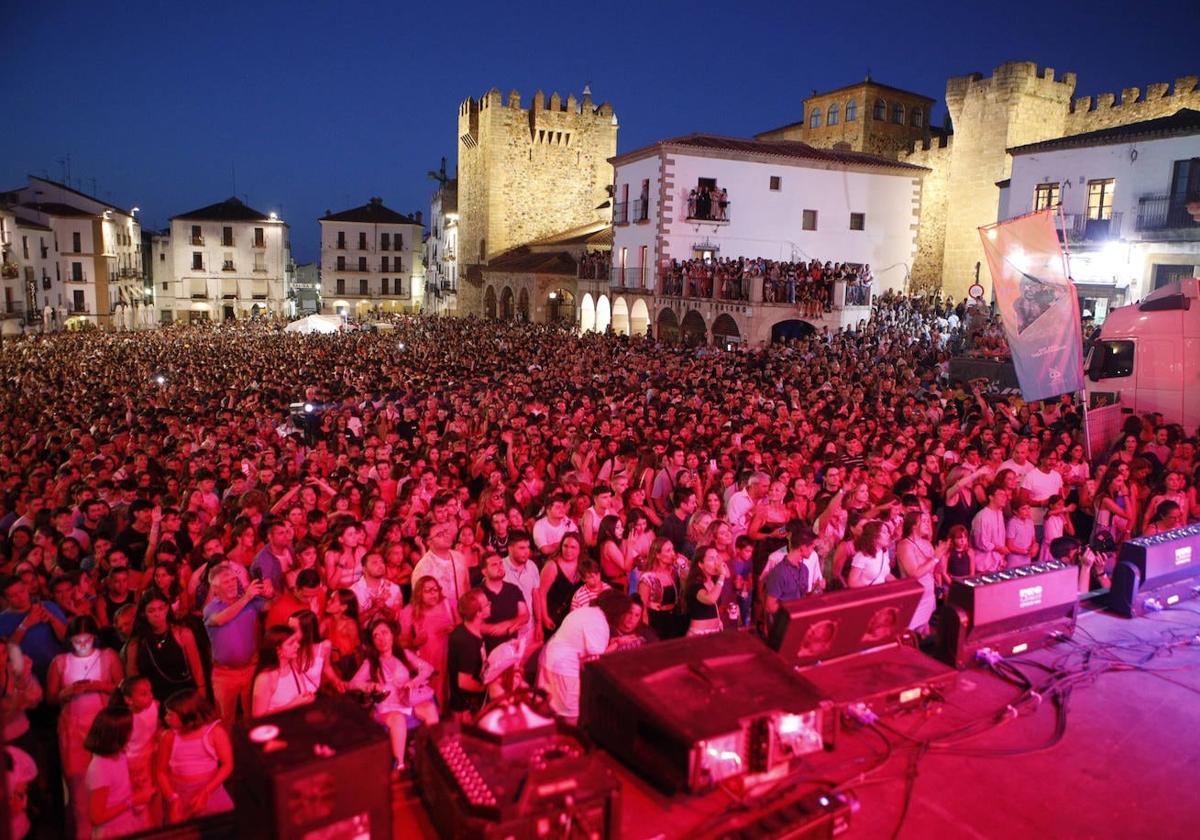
[{"xmin": 1088, "ymin": 340, "xmax": 1134, "ymax": 380}]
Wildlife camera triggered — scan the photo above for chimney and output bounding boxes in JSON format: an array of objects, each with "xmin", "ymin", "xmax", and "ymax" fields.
[{"xmin": 414, "ymin": 210, "xmax": 423, "ymax": 225}]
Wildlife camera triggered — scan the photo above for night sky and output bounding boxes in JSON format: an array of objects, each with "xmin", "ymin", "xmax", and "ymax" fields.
[{"xmin": 4, "ymin": 0, "xmax": 1195, "ymax": 262}]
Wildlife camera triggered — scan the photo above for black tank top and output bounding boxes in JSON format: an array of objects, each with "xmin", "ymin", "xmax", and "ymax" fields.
[
  {"xmin": 545, "ymin": 561, "xmax": 581, "ymax": 630},
  {"xmin": 137, "ymin": 629, "xmax": 195, "ymax": 702}
]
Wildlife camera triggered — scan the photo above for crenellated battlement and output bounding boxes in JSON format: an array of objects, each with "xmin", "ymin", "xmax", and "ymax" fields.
[
  {"xmin": 1065, "ymin": 75, "xmax": 1200, "ymax": 134},
  {"xmin": 458, "ymin": 86, "xmax": 615, "ymax": 120}
]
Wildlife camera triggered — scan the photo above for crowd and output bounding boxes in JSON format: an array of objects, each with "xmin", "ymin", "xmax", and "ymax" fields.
[
  {"xmin": 686, "ymin": 185, "xmax": 729, "ymax": 222},
  {"xmin": 577, "ymin": 250, "xmax": 611, "ymax": 281},
  {"xmin": 1, "ymin": 300, "xmax": 1197, "ymax": 838},
  {"xmin": 660, "ymin": 256, "xmax": 872, "ymax": 315}
]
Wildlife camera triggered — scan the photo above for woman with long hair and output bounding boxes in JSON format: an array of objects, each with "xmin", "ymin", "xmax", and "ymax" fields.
[
  {"xmin": 847, "ymin": 521, "xmax": 895, "ymax": 588},
  {"xmin": 637, "ymin": 538, "xmax": 684, "ymax": 639},
  {"xmin": 319, "ymin": 589, "xmax": 362, "ymax": 682},
  {"xmin": 83, "ymin": 706, "xmax": 152, "ymax": 838},
  {"xmin": 398, "ymin": 575, "xmax": 454, "ymax": 705},
  {"xmin": 684, "ymin": 545, "xmax": 730, "ymax": 636},
  {"xmin": 287, "ymin": 608, "xmax": 344, "ymax": 693},
  {"xmin": 596, "ymin": 515, "xmax": 633, "ymax": 590},
  {"xmin": 324, "ymin": 520, "xmax": 367, "ymax": 589},
  {"xmin": 125, "ymin": 590, "xmax": 205, "ymax": 704},
  {"xmin": 1093, "ymin": 468, "xmax": 1134, "ymax": 544},
  {"xmin": 538, "ymin": 533, "xmax": 583, "ymax": 638},
  {"xmin": 349, "ymin": 617, "xmax": 439, "ymax": 773},
  {"xmin": 895, "ymin": 511, "xmax": 942, "ymax": 633},
  {"xmin": 251, "ymin": 626, "xmax": 317, "ymax": 718},
  {"xmin": 155, "ymin": 689, "xmax": 234, "ymax": 824}
]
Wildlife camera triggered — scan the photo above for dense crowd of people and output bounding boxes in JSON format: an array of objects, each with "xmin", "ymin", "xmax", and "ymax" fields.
[
  {"xmin": 1, "ymin": 298, "xmax": 1197, "ymax": 838},
  {"xmin": 576, "ymin": 250, "xmax": 611, "ymax": 281},
  {"xmin": 660, "ymin": 256, "xmax": 872, "ymax": 314}
]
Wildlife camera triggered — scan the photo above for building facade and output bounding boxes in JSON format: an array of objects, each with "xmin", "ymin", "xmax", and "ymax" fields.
[
  {"xmin": 292, "ymin": 262, "xmax": 320, "ymax": 314},
  {"xmin": 2, "ymin": 176, "xmax": 144, "ymax": 329},
  {"xmin": 424, "ymin": 175, "xmax": 458, "ymax": 315},
  {"xmin": 0, "ymin": 208, "xmax": 56, "ymax": 331},
  {"xmin": 1000, "ymin": 110, "xmax": 1200, "ymax": 319},
  {"xmin": 593, "ymin": 134, "xmax": 924, "ymax": 345},
  {"xmin": 319, "ymin": 198, "xmax": 423, "ymax": 318},
  {"xmin": 456, "ymin": 86, "xmax": 617, "ymax": 277},
  {"xmin": 160, "ymin": 197, "xmax": 289, "ymax": 323}
]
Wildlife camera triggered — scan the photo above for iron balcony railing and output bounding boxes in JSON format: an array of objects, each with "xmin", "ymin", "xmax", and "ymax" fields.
[
  {"xmin": 613, "ymin": 201, "xmax": 629, "ymax": 225},
  {"xmin": 1135, "ymin": 194, "xmax": 1198, "ymax": 232}
]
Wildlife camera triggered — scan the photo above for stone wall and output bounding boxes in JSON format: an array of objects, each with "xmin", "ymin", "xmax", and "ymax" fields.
[
  {"xmin": 904, "ymin": 137, "xmax": 953, "ymax": 293},
  {"xmin": 457, "ymin": 87, "xmax": 617, "ymax": 283},
  {"xmin": 1065, "ymin": 76, "xmax": 1200, "ymax": 134}
]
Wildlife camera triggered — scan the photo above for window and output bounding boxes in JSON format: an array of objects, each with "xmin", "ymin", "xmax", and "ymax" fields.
[
  {"xmin": 72, "ymin": 232, "xmax": 81, "ymax": 252},
  {"xmin": 639, "ymin": 245, "xmax": 648, "ymax": 287},
  {"xmin": 192, "ymin": 252, "xmax": 203, "ymax": 270},
  {"xmin": 892, "ymin": 103, "xmax": 904, "ymax": 124},
  {"xmin": 21, "ymin": 236, "xmax": 28, "ymax": 259},
  {"xmin": 358, "ymin": 232, "xmax": 367, "ymax": 250},
  {"xmin": 222, "ymin": 253, "xmax": 234, "ymax": 271},
  {"xmin": 911, "ymin": 107, "xmax": 924, "ymax": 128},
  {"xmin": 254, "ymin": 227, "xmax": 264, "ymax": 247},
  {"xmin": 380, "ymin": 232, "xmax": 391, "ymax": 250},
  {"xmin": 1087, "ymin": 339, "xmax": 1133, "ymax": 380},
  {"xmin": 802, "ymin": 210, "xmax": 818, "ymax": 231},
  {"xmin": 395, "ymin": 234, "xmax": 403, "ymax": 250},
  {"xmin": 827, "ymin": 104, "xmax": 839, "ymax": 126},
  {"xmin": 254, "ymin": 253, "xmax": 266, "ymax": 271},
  {"xmin": 850, "ymin": 212, "xmax": 865, "ymax": 231},
  {"xmin": 1034, "ymin": 183, "xmax": 1061, "ymax": 211},
  {"xmin": 873, "ymin": 99, "xmax": 886, "ymax": 120},
  {"xmin": 1087, "ymin": 179, "xmax": 1115, "ymax": 220},
  {"xmin": 846, "ymin": 99, "xmax": 857, "ymax": 121},
  {"xmin": 222, "ymin": 226, "xmax": 233, "ymax": 247},
  {"xmin": 809, "ymin": 107, "xmax": 822, "ymax": 129},
  {"xmin": 358, "ymin": 257, "xmax": 367, "ymax": 271},
  {"xmin": 769, "ymin": 176, "xmax": 782, "ymax": 191},
  {"xmin": 191, "ymin": 225, "xmax": 202, "ymax": 244},
  {"xmin": 336, "ymin": 231, "xmax": 345, "ymax": 249},
  {"xmin": 336, "ymin": 256, "xmax": 346, "ymax": 270},
  {"xmin": 73, "ymin": 290, "xmax": 84, "ymax": 311},
  {"xmin": 159, "ymin": 252, "xmax": 165, "ymax": 262},
  {"xmin": 336, "ymin": 278, "xmax": 345, "ymax": 294},
  {"xmin": 381, "ymin": 278, "xmax": 389, "ymax": 295},
  {"xmin": 72, "ymin": 262, "xmax": 83, "ymax": 281},
  {"xmin": 381, "ymin": 256, "xmax": 389, "ymax": 272},
  {"xmin": 359, "ymin": 279, "xmax": 368, "ymax": 295}
]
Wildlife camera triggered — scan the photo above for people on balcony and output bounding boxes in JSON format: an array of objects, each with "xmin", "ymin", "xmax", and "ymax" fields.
[
  {"xmin": 659, "ymin": 256, "xmax": 874, "ymax": 315},
  {"xmin": 577, "ymin": 251, "xmax": 611, "ymax": 281},
  {"xmin": 686, "ymin": 186, "xmax": 728, "ymax": 222}
]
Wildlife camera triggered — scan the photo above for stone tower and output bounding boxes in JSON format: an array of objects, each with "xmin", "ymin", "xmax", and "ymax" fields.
[
  {"xmin": 457, "ymin": 87, "xmax": 617, "ymax": 270},
  {"xmin": 938, "ymin": 62, "xmax": 1077, "ymax": 296}
]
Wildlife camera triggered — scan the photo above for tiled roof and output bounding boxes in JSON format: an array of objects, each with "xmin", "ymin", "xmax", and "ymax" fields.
[
  {"xmin": 171, "ymin": 197, "xmax": 272, "ymax": 222},
  {"xmin": 528, "ymin": 220, "xmax": 612, "ymax": 249},
  {"xmin": 1009, "ymin": 109, "xmax": 1200, "ymax": 154},
  {"xmin": 484, "ymin": 247, "xmax": 577, "ymax": 275},
  {"xmin": 20, "ymin": 202, "xmax": 94, "ymax": 218},
  {"xmin": 26, "ymin": 175, "xmax": 133, "ymax": 215},
  {"xmin": 13, "ymin": 214, "xmax": 52, "ymax": 231},
  {"xmin": 644, "ymin": 133, "xmax": 929, "ymax": 172},
  {"xmin": 320, "ymin": 200, "xmax": 420, "ymax": 225},
  {"xmin": 805, "ymin": 79, "xmax": 936, "ymax": 104}
]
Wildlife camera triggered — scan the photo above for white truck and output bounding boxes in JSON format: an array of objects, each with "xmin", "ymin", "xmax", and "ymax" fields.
[{"xmin": 1085, "ymin": 277, "xmax": 1200, "ymax": 435}]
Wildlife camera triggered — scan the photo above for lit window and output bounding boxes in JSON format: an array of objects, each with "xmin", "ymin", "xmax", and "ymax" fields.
[
  {"xmin": 1087, "ymin": 179, "xmax": 1115, "ymax": 220},
  {"xmin": 1034, "ymin": 183, "xmax": 1061, "ymax": 212}
]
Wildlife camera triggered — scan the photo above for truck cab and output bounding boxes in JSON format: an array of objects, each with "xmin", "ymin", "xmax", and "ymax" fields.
[{"xmin": 1085, "ymin": 277, "xmax": 1200, "ymax": 431}]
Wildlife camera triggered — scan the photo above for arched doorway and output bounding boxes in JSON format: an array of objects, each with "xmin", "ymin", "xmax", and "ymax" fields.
[
  {"xmin": 547, "ymin": 289, "xmax": 575, "ymax": 325},
  {"xmin": 500, "ymin": 286, "xmax": 515, "ymax": 320},
  {"xmin": 681, "ymin": 310, "xmax": 707, "ymax": 347},
  {"xmin": 611, "ymin": 296, "xmax": 630, "ymax": 335},
  {"xmin": 483, "ymin": 286, "xmax": 497, "ymax": 319},
  {"xmin": 630, "ymin": 298, "xmax": 650, "ymax": 336},
  {"xmin": 580, "ymin": 293, "xmax": 596, "ymax": 332},
  {"xmin": 712, "ymin": 313, "xmax": 741, "ymax": 349},
  {"xmin": 517, "ymin": 288, "xmax": 530, "ymax": 322},
  {"xmin": 595, "ymin": 295, "xmax": 611, "ymax": 333},
  {"xmin": 656, "ymin": 308, "xmax": 680, "ymax": 343},
  {"xmin": 770, "ymin": 318, "xmax": 817, "ymax": 343}
]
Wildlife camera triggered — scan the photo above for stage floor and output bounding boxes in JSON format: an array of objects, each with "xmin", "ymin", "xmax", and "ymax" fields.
[{"xmin": 395, "ymin": 600, "xmax": 1200, "ymax": 839}]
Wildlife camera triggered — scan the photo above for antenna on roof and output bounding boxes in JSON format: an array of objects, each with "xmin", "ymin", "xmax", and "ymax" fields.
[{"xmin": 865, "ymin": 69, "xmax": 873, "ymax": 83}]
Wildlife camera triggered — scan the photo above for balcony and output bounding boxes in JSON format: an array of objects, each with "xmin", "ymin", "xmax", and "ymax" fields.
[
  {"xmin": 191, "ymin": 262, "xmax": 206, "ymax": 272},
  {"xmin": 685, "ymin": 189, "xmax": 731, "ymax": 224},
  {"xmin": 68, "ymin": 270, "xmax": 89, "ymax": 283},
  {"xmin": 613, "ymin": 201, "xmax": 629, "ymax": 225},
  {"xmin": 632, "ymin": 199, "xmax": 649, "ymax": 223},
  {"xmin": 440, "ymin": 280, "xmax": 454, "ymax": 291},
  {"xmin": 252, "ymin": 239, "xmax": 266, "ymax": 249},
  {"xmin": 1061, "ymin": 212, "xmax": 1123, "ymax": 243},
  {"xmin": 334, "ymin": 263, "xmax": 366, "ymax": 273},
  {"xmin": 1135, "ymin": 194, "xmax": 1200, "ymax": 236},
  {"xmin": 221, "ymin": 239, "xmax": 234, "ymax": 248},
  {"xmin": 252, "ymin": 265, "xmax": 268, "ymax": 274},
  {"xmin": 609, "ymin": 266, "xmax": 648, "ymax": 290},
  {"xmin": 222, "ymin": 261, "xmax": 236, "ymax": 272},
  {"xmin": 191, "ymin": 236, "xmax": 204, "ymax": 245}
]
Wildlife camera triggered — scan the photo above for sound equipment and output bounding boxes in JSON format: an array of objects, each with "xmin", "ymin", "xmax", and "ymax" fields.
[
  {"xmin": 579, "ymin": 632, "xmax": 832, "ymax": 794},
  {"xmin": 707, "ymin": 790, "xmax": 853, "ymax": 839},
  {"xmin": 1107, "ymin": 524, "xmax": 1200, "ymax": 617},
  {"xmin": 231, "ymin": 695, "xmax": 392, "ymax": 840},
  {"xmin": 768, "ymin": 579, "xmax": 958, "ymax": 721},
  {"xmin": 415, "ymin": 711, "xmax": 621, "ymax": 839},
  {"xmin": 937, "ymin": 560, "xmax": 1079, "ymax": 668}
]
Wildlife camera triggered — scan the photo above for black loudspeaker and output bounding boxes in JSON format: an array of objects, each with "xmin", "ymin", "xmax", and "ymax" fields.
[
  {"xmin": 1107, "ymin": 524, "xmax": 1200, "ymax": 617},
  {"xmin": 232, "ymin": 695, "xmax": 392, "ymax": 840}
]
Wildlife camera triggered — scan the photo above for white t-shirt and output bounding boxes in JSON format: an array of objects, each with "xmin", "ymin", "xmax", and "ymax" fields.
[
  {"xmin": 999, "ymin": 458, "xmax": 1035, "ymax": 481},
  {"xmin": 726, "ymin": 490, "xmax": 755, "ymax": 535},
  {"xmin": 850, "ymin": 550, "xmax": 890, "ymax": 587},
  {"xmin": 351, "ymin": 576, "xmax": 403, "ymax": 615},
  {"xmin": 1020, "ymin": 467, "xmax": 1064, "ymax": 525},
  {"xmin": 542, "ymin": 606, "xmax": 610, "ymax": 677},
  {"xmin": 532, "ymin": 516, "xmax": 578, "ymax": 553}
]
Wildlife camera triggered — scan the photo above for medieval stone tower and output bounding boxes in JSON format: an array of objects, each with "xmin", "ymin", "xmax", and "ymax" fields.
[
  {"xmin": 457, "ymin": 87, "xmax": 618, "ymax": 270},
  {"xmin": 902, "ymin": 61, "xmax": 1200, "ymax": 298}
]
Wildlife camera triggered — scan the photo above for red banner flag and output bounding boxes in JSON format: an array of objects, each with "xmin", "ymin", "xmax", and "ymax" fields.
[{"xmin": 979, "ymin": 209, "xmax": 1085, "ymax": 402}]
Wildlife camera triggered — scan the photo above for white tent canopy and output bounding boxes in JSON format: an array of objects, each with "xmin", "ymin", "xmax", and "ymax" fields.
[{"xmin": 284, "ymin": 314, "xmax": 343, "ymax": 334}]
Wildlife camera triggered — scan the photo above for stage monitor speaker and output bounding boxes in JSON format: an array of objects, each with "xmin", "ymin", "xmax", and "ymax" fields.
[
  {"xmin": 1107, "ymin": 524, "xmax": 1200, "ymax": 617},
  {"xmin": 232, "ymin": 695, "xmax": 392, "ymax": 840},
  {"xmin": 580, "ymin": 632, "xmax": 832, "ymax": 794},
  {"xmin": 937, "ymin": 561, "xmax": 1079, "ymax": 668}
]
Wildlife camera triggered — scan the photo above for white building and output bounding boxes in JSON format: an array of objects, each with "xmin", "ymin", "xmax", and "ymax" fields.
[
  {"xmin": 595, "ymin": 134, "xmax": 927, "ymax": 345},
  {"xmin": 1, "ymin": 207, "xmax": 56, "ymax": 331},
  {"xmin": 424, "ymin": 177, "xmax": 458, "ymax": 315},
  {"xmin": 160, "ymin": 197, "xmax": 289, "ymax": 323},
  {"xmin": 3, "ymin": 176, "xmax": 144, "ymax": 330},
  {"xmin": 1001, "ymin": 109, "xmax": 1200, "ymax": 321},
  {"xmin": 319, "ymin": 198, "xmax": 424, "ymax": 318}
]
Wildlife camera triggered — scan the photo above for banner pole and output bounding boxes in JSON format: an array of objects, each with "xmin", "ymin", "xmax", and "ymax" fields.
[{"xmin": 1055, "ymin": 205, "xmax": 1093, "ymax": 461}]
